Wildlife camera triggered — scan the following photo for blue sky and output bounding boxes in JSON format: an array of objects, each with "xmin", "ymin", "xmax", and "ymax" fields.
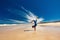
[{"xmin": 0, "ymin": 0, "xmax": 60, "ymax": 24}]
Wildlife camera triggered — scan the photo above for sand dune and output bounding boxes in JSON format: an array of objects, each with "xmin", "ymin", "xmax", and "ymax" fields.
[{"xmin": 0, "ymin": 23, "xmax": 60, "ymax": 40}]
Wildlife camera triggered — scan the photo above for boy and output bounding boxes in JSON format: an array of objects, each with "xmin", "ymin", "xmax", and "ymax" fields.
[{"xmin": 31, "ymin": 19, "xmax": 37, "ymax": 31}]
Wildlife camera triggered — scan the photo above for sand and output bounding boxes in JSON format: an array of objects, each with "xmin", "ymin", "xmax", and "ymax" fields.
[{"xmin": 0, "ymin": 23, "xmax": 60, "ymax": 40}]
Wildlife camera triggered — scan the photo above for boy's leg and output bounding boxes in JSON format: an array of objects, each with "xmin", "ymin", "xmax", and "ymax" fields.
[{"xmin": 34, "ymin": 27, "xmax": 36, "ymax": 31}]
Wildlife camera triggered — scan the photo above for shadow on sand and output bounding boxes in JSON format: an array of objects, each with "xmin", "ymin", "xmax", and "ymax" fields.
[{"xmin": 24, "ymin": 30, "xmax": 33, "ymax": 32}]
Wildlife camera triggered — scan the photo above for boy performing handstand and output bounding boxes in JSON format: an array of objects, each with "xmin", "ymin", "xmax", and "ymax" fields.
[{"xmin": 31, "ymin": 19, "xmax": 37, "ymax": 31}]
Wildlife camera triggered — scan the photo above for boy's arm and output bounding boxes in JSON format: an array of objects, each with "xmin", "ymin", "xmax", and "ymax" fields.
[{"xmin": 30, "ymin": 20, "xmax": 33, "ymax": 23}]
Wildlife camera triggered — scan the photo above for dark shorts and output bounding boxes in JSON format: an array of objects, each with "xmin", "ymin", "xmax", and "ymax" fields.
[{"xmin": 32, "ymin": 24, "xmax": 37, "ymax": 28}]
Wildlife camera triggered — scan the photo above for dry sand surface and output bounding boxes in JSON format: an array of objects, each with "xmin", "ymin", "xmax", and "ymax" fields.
[{"xmin": 0, "ymin": 23, "xmax": 60, "ymax": 40}]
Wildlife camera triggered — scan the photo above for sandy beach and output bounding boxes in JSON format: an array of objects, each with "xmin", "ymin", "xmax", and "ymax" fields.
[{"xmin": 0, "ymin": 23, "xmax": 60, "ymax": 40}]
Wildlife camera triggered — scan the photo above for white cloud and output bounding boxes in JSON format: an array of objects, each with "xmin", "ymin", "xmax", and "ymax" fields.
[
  {"xmin": 8, "ymin": 19, "xmax": 27, "ymax": 23},
  {"xmin": 21, "ymin": 6, "xmax": 44, "ymax": 23}
]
